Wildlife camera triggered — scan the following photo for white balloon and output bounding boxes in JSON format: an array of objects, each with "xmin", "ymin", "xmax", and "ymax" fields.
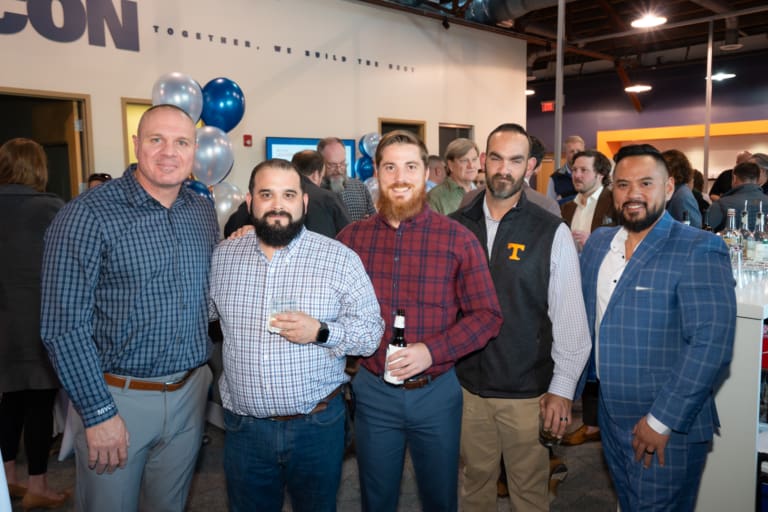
[
  {"xmin": 212, "ymin": 181, "xmax": 245, "ymax": 232},
  {"xmin": 151, "ymin": 72, "xmax": 203, "ymax": 122},
  {"xmin": 194, "ymin": 126, "xmax": 234, "ymax": 186}
]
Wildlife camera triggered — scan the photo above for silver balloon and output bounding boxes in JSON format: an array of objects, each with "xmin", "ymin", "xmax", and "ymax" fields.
[
  {"xmin": 362, "ymin": 132, "xmax": 381, "ymax": 158},
  {"xmin": 194, "ymin": 126, "xmax": 234, "ymax": 186},
  {"xmin": 151, "ymin": 72, "xmax": 204, "ymax": 122},
  {"xmin": 212, "ymin": 181, "xmax": 245, "ymax": 232}
]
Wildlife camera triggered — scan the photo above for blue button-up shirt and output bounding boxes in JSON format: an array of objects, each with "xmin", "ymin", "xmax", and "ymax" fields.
[{"xmin": 41, "ymin": 169, "xmax": 219, "ymax": 427}]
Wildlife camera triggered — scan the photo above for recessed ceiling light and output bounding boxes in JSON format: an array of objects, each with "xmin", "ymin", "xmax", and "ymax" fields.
[
  {"xmin": 625, "ymin": 84, "xmax": 652, "ymax": 93},
  {"xmin": 631, "ymin": 14, "xmax": 667, "ymax": 28},
  {"xmin": 525, "ymin": 89, "xmax": 535, "ymax": 96},
  {"xmin": 707, "ymin": 72, "xmax": 736, "ymax": 81}
]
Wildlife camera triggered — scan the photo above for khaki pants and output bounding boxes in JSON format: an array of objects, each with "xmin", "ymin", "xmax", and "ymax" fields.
[{"xmin": 460, "ymin": 388, "xmax": 549, "ymax": 511}]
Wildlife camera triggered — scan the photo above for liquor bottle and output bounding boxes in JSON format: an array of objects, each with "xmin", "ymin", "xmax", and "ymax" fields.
[
  {"xmin": 754, "ymin": 206, "xmax": 768, "ymax": 263},
  {"xmin": 682, "ymin": 210, "xmax": 691, "ymax": 226},
  {"xmin": 719, "ymin": 208, "xmax": 742, "ymax": 252},
  {"xmin": 741, "ymin": 202, "xmax": 755, "ymax": 260},
  {"xmin": 383, "ymin": 309, "xmax": 407, "ymax": 385}
]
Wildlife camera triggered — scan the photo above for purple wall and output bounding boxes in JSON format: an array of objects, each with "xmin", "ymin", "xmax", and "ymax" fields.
[{"xmin": 526, "ymin": 51, "xmax": 768, "ymax": 152}]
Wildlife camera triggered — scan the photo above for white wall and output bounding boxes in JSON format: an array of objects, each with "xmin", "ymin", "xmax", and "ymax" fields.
[{"xmin": 0, "ymin": 0, "xmax": 526, "ymax": 192}]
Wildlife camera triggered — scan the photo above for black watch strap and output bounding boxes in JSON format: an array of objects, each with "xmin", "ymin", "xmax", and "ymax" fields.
[{"xmin": 316, "ymin": 321, "xmax": 330, "ymax": 343}]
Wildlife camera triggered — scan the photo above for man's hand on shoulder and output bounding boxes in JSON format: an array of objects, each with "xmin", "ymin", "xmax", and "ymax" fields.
[
  {"xmin": 85, "ymin": 414, "xmax": 130, "ymax": 474},
  {"xmin": 228, "ymin": 225, "xmax": 254, "ymax": 239}
]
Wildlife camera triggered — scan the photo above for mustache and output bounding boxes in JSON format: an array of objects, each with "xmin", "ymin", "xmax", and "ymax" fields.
[
  {"xmin": 265, "ymin": 210, "xmax": 292, "ymax": 219},
  {"xmin": 621, "ymin": 201, "xmax": 646, "ymax": 209},
  {"xmin": 387, "ymin": 182, "xmax": 414, "ymax": 190}
]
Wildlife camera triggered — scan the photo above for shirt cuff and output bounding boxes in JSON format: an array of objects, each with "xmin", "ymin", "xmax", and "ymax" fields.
[{"xmin": 646, "ymin": 413, "xmax": 671, "ymax": 435}]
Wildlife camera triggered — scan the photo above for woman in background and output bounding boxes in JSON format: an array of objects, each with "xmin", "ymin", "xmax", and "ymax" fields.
[{"xmin": 0, "ymin": 138, "xmax": 69, "ymax": 510}]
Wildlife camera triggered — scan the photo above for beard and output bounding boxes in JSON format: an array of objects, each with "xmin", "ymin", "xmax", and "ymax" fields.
[
  {"xmin": 486, "ymin": 173, "xmax": 524, "ymax": 200},
  {"xmin": 377, "ymin": 182, "xmax": 426, "ymax": 223},
  {"xmin": 618, "ymin": 200, "xmax": 665, "ymax": 232},
  {"xmin": 251, "ymin": 209, "xmax": 305, "ymax": 247},
  {"xmin": 328, "ymin": 175, "xmax": 346, "ymax": 194}
]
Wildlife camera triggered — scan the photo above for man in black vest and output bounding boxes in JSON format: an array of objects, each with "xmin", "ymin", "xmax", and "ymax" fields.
[{"xmin": 451, "ymin": 123, "xmax": 591, "ymax": 511}]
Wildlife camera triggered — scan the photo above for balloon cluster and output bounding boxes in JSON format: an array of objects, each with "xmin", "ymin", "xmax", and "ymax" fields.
[
  {"xmin": 153, "ymin": 72, "xmax": 247, "ymax": 229},
  {"xmin": 356, "ymin": 132, "xmax": 380, "ymax": 181}
]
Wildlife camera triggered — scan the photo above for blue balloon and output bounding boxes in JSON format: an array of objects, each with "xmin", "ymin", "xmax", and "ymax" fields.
[
  {"xmin": 355, "ymin": 157, "xmax": 374, "ymax": 181},
  {"xmin": 184, "ymin": 179, "xmax": 213, "ymax": 203},
  {"xmin": 201, "ymin": 77, "xmax": 245, "ymax": 132}
]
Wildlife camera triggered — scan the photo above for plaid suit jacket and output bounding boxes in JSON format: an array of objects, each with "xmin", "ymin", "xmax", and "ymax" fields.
[{"xmin": 580, "ymin": 212, "xmax": 736, "ymax": 442}]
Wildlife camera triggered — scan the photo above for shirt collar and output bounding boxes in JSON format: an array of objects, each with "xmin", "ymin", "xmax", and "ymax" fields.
[
  {"xmin": 576, "ymin": 184, "xmax": 604, "ymax": 207},
  {"xmin": 121, "ymin": 165, "xmax": 188, "ymax": 209}
]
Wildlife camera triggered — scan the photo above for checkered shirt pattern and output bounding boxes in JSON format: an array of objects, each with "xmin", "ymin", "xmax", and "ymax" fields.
[
  {"xmin": 41, "ymin": 170, "xmax": 219, "ymax": 427},
  {"xmin": 209, "ymin": 228, "xmax": 383, "ymax": 417}
]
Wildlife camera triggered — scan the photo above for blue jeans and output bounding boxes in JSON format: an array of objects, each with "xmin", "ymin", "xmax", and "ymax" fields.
[
  {"xmin": 353, "ymin": 366, "xmax": 462, "ymax": 512},
  {"xmin": 223, "ymin": 393, "xmax": 345, "ymax": 512}
]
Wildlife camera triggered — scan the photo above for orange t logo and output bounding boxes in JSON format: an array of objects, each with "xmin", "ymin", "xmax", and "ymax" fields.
[{"xmin": 507, "ymin": 243, "xmax": 525, "ymax": 260}]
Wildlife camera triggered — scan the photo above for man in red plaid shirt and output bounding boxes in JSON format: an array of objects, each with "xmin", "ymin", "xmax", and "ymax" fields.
[{"xmin": 337, "ymin": 130, "xmax": 502, "ymax": 512}]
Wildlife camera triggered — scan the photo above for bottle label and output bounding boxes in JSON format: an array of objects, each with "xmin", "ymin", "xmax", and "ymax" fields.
[
  {"xmin": 756, "ymin": 243, "xmax": 768, "ymax": 263},
  {"xmin": 383, "ymin": 344, "xmax": 406, "ymax": 385}
]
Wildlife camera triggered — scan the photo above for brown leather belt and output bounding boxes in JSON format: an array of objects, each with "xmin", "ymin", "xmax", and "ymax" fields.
[
  {"xmin": 382, "ymin": 374, "xmax": 433, "ymax": 390},
  {"xmin": 103, "ymin": 370, "xmax": 193, "ymax": 392},
  {"xmin": 269, "ymin": 386, "xmax": 343, "ymax": 421}
]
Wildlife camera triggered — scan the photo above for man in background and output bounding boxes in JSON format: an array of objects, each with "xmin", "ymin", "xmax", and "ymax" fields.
[
  {"xmin": 318, "ymin": 137, "xmax": 376, "ymax": 221},
  {"xmin": 426, "ymin": 154, "xmax": 447, "ymax": 191},
  {"xmin": 337, "ymin": 130, "xmax": 502, "ymax": 511},
  {"xmin": 427, "ymin": 138, "xmax": 480, "ymax": 215},
  {"xmin": 41, "ymin": 104, "xmax": 219, "ymax": 511},
  {"xmin": 547, "ymin": 135, "xmax": 584, "ymax": 205},
  {"xmin": 709, "ymin": 150, "xmax": 752, "ymax": 201}
]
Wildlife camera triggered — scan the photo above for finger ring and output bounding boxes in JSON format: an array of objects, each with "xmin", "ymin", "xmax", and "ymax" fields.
[{"xmin": 645, "ymin": 449, "xmax": 655, "ymax": 455}]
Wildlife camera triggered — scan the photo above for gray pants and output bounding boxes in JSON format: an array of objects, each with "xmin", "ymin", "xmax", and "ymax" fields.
[{"xmin": 73, "ymin": 366, "xmax": 212, "ymax": 512}]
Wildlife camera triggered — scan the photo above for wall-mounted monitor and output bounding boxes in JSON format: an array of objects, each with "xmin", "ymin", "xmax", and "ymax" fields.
[{"xmin": 265, "ymin": 137, "xmax": 356, "ymax": 177}]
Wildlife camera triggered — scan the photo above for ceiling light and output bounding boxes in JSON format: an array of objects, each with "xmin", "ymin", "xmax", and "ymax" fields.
[
  {"xmin": 624, "ymin": 84, "xmax": 652, "ymax": 93},
  {"xmin": 707, "ymin": 72, "xmax": 736, "ymax": 81},
  {"xmin": 631, "ymin": 14, "xmax": 667, "ymax": 28},
  {"xmin": 525, "ymin": 89, "xmax": 535, "ymax": 96}
]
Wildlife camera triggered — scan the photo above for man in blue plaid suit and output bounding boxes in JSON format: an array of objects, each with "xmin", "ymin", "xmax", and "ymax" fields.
[{"xmin": 580, "ymin": 144, "xmax": 736, "ymax": 511}]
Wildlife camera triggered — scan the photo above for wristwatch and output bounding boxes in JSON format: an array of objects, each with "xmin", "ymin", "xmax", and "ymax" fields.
[{"xmin": 316, "ymin": 321, "xmax": 330, "ymax": 343}]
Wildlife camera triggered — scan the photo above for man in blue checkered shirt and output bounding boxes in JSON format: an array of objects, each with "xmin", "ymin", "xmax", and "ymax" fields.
[
  {"xmin": 209, "ymin": 159, "xmax": 383, "ymax": 511},
  {"xmin": 41, "ymin": 105, "xmax": 219, "ymax": 511}
]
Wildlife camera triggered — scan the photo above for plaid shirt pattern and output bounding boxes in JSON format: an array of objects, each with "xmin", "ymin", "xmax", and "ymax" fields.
[{"xmin": 336, "ymin": 205, "xmax": 502, "ymax": 378}]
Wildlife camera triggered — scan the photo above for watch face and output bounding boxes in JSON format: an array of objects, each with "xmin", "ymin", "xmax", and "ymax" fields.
[{"xmin": 317, "ymin": 322, "xmax": 330, "ymax": 343}]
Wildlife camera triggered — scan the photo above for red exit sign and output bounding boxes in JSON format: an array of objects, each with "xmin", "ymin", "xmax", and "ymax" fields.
[{"xmin": 541, "ymin": 100, "xmax": 555, "ymax": 112}]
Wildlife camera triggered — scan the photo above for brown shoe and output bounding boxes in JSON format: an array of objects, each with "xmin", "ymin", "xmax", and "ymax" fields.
[
  {"xmin": 21, "ymin": 489, "xmax": 71, "ymax": 511},
  {"xmin": 8, "ymin": 483, "xmax": 27, "ymax": 499},
  {"xmin": 561, "ymin": 424, "xmax": 601, "ymax": 446},
  {"xmin": 497, "ymin": 478, "xmax": 509, "ymax": 497}
]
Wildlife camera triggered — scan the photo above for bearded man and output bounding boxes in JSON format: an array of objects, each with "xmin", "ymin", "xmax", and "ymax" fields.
[
  {"xmin": 318, "ymin": 137, "xmax": 376, "ymax": 221},
  {"xmin": 580, "ymin": 144, "xmax": 735, "ymax": 511},
  {"xmin": 336, "ymin": 131, "xmax": 503, "ymax": 512},
  {"xmin": 450, "ymin": 123, "xmax": 591, "ymax": 511},
  {"xmin": 208, "ymin": 159, "xmax": 383, "ymax": 512}
]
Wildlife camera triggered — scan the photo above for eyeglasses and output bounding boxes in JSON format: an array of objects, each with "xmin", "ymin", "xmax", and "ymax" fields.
[{"xmin": 326, "ymin": 162, "xmax": 347, "ymax": 172}]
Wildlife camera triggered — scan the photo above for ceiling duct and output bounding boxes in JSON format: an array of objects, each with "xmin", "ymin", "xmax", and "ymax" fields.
[
  {"xmin": 465, "ymin": 0, "xmax": 563, "ymax": 26},
  {"xmin": 689, "ymin": 0, "xmax": 743, "ymax": 51}
]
